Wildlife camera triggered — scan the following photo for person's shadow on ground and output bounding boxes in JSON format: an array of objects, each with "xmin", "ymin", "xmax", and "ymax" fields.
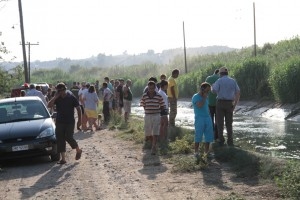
[
  {"xmin": 19, "ymin": 163, "xmax": 78, "ymax": 199},
  {"xmin": 200, "ymin": 159, "xmax": 233, "ymax": 191},
  {"xmin": 138, "ymin": 142, "xmax": 167, "ymax": 180}
]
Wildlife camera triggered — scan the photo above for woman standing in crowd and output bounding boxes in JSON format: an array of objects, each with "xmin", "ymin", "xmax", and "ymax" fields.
[{"xmin": 82, "ymin": 85, "xmax": 100, "ymax": 131}]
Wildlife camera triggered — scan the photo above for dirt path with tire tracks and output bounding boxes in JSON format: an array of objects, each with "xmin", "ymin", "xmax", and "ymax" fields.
[{"xmin": 0, "ymin": 128, "xmax": 280, "ymax": 200}]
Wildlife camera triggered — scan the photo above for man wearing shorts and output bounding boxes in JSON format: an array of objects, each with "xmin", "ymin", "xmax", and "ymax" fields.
[
  {"xmin": 140, "ymin": 81, "xmax": 165, "ymax": 155},
  {"xmin": 192, "ymin": 82, "xmax": 213, "ymax": 159}
]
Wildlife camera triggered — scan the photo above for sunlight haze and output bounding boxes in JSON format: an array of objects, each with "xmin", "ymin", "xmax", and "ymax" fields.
[{"xmin": 0, "ymin": 0, "xmax": 300, "ymax": 62}]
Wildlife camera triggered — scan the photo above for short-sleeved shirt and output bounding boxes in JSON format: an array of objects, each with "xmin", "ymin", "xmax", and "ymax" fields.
[
  {"xmin": 54, "ymin": 93, "xmax": 80, "ymax": 124},
  {"xmin": 70, "ymin": 86, "xmax": 80, "ymax": 100},
  {"xmin": 103, "ymin": 88, "xmax": 112, "ymax": 102},
  {"xmin": 83, "ymin": 92, "xmax": 99, "ymax": 110},
  {"xmin": 212, "ymin": 75, "xmax": 240, "ymax": 100},
  {"xmin": 107, "ymin": 82, "xmax": 114, "ymax": 92},
  {"xmin": 78, "ymin": 88, "xmax": 88, "ymax": 105},
  {"xmin": 140, "ymin": 92, "xmax": 165, "ymax": 114},
  {"xmin": 26, "ymin": 89, "xmax": 47, "ymax": 106},
  {"xmin": 192, "ymin": 93, "xmax": 210, "ymax": 118},
  {"xmin": 167, "ymin": 76, "xmax": 178, "ymax": 98},
  {"xmin": 158, "ymin": 89, "xmax": 168, "ymax": 110},
  {"xmin": 205, "ymin": 74, "xmax": 219, "ymax": 106}
]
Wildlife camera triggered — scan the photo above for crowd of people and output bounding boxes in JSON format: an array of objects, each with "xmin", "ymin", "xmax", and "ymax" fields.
[
  {"xmin": 19, "ymin": 77, "xmax": 133, "ymax": 164},
  {"xmin": 17, "ymin": 66, "xmax": 240, "ymax": 162}
]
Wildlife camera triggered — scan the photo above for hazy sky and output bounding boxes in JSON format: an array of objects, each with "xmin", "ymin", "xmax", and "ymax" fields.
[{"xmin": 1, "ymin": 0, "xmax": 300, "ymax": 62}]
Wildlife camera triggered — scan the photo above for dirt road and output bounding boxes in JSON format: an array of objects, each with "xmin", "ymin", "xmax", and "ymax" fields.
[{"xmin": 0, "ymin": 128, "xmax": 280, "ymax": 200}]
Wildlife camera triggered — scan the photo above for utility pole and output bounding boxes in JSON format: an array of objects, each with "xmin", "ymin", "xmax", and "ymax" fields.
[
  {"xmin": 25, "ymin": 42, "xmax": 39, "ymax": 83},
  {"xmin": 183, "ymin": 21, "xmax": 187, "ymax": 73},
  {"xmin": 19, "ymin": 42, "xmax": 39, "ymax": 83},
  {"xmin": 18, "ymin": 0, "xmax": 28, "ymax": 83},
  {"xmin": 253, "ymin": 2, "xmax": 257, "ymax": 57}
]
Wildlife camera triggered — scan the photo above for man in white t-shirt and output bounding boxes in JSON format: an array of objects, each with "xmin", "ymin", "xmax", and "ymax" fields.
[{"xmin": 158, "ymin": 80, "xmax": 169, "ymax": 142}]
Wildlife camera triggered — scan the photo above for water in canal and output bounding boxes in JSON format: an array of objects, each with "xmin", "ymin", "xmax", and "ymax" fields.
[{"xmin": 131, "ymin": 99, "xmax": 300, "ymax": 160}]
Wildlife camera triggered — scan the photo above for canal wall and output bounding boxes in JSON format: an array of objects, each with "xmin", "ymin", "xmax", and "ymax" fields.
[{"xmin": 235, "ymin": 101, "xmax": 300, "ymax": 122}]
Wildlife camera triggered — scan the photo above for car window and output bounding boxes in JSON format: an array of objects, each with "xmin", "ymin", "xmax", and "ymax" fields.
[
  {"xmin": 0, "ymin": 107, "xmax": 8, "ymax": 123},
  {"xmin": 0, "ymin": 100, "xmax": 50, "ymax": 123}
]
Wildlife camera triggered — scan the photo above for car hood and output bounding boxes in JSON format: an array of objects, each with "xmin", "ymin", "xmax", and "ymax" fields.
[{"xmin": 0, "ymin": 118, "xmax": 55, "ymax": 139}]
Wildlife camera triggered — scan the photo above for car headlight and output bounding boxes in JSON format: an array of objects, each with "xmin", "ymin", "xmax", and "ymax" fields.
[{"xmin": 36, "ymin": 127, "xmax": 55, "ymax": 138}]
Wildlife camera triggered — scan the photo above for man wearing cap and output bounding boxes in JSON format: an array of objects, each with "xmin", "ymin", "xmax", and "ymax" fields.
[
  {"xmin": 48, "ymin": 83, "xmax": 82, "ymax": 164},
  {"xmin": 212, "ymin": 67, "xmax": 240, "ymax": 146}
]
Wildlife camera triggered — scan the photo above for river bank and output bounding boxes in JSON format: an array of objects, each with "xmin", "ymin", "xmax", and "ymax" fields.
[{"xmin": 235, "ymin": 100, "xmax": 300, "ymax": 122}]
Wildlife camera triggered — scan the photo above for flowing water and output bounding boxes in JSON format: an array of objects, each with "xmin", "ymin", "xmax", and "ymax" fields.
[{"xmin": 131, "ymin": 99, "xmax": 300, "ymax": 160}]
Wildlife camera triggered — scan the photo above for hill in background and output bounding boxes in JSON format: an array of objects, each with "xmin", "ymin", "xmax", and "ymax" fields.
[{"xmin": 1, "ymin": 46, "xmax": 235, "ymax": 70}]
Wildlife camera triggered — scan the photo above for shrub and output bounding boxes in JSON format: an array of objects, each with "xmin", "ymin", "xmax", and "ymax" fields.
[
  {"xmin": 269, "ymin": 56, "xmax": 300, "ymax": 103},
  {"xmin": 233, "ymin": 58, "xmax": 271, "ymax": 100}
]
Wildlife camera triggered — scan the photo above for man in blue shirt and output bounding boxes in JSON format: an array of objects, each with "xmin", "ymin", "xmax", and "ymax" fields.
[
  {"xmin": 212, "ymin": 67, "xmax": 240, "ymax": 146},
  {"xmin": 192, "ymin": 82, "xmax": 213, "ymax": 159}
]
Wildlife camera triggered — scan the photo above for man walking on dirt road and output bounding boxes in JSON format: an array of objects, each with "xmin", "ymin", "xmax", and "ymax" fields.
[{"xmin": 48, "ymin": 83, "xmax": 83, "ymax": 164}]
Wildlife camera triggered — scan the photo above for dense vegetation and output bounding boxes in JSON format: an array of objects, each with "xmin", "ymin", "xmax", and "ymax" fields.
[{"xmin": 1, "ymin": 37, "xmax": 300, "ymax": 103}]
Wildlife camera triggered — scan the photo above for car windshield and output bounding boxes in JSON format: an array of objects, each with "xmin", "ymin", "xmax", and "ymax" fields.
[{"xmin": 0, "ymin": 100, "xmax": 49, "ymax": 124}]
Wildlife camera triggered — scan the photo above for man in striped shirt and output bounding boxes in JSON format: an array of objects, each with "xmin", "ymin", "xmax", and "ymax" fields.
[{"xmin": 140, "ymin": 81, "xmax": 166, "ymax": 155}]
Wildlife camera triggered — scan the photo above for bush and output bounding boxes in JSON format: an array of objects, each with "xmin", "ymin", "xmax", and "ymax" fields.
[
  {"xmin": 269, "ymin": 56, "xmax": 300, "ymax": 103},
  {"xmin": 233, "ymin": 58, "xmax": 271, "ymax": 100}
]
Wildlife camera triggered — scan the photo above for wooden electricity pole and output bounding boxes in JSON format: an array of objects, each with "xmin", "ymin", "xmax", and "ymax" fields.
[
  {"xmin": 18, "ymin": 0, "xmax": 28, "ymax": 82},
  {"xmin": 253, "ymin": 2, "xmax": 257, "ymax": 57}
]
